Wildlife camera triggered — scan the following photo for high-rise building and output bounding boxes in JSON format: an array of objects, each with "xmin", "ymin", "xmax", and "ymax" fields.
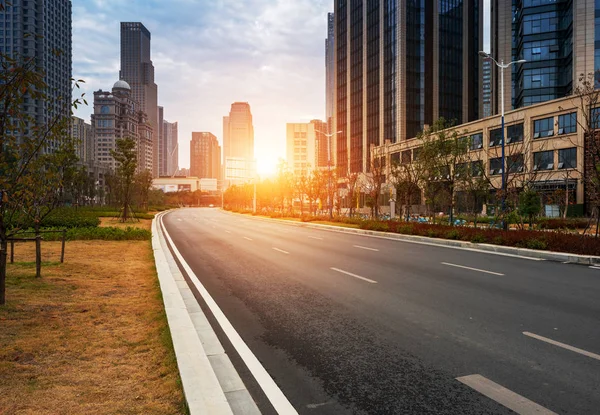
[
  {"xmin": 223, "ymin": 102, "xmax": 255, "ymax": 185},
  {"xmin": 481, "ymin": 58, "xmax": 493, "ymax": 118},
  {"xmin": 310, "ymin": 119, "xmax": 329, "ymax": 168},
  {"xmin": 491, "ymin": 0, "xmax": 598, "ymax": 111},
  {"xmin": 190, "ymin": 132, "xmax": 221, "ymax": 180},
  {"xmin": 120, "ymin": 22, "xmax": 159, "ymax": 177},
  {"xmin": 286, "ymin": 123, "xmax": 317, "ymax": 176},
  {"xmin": 334, "ymin": 1, "xmax": 483, "ymax": 174},
  {"xmin": 91, "ymin": 80, "xmax": 153, "ymax": 173},
  {"xmin": 0, "ymin": 0, "xmax": 72, "ymax": 153},
  {"xmin": 164, "ymin": 120, "xmax": 179, "ymax": 176},
  {"xmin": 158, "ymin": 106, "xmax": 165, "ymax": 175},
  {"xmin": 72, "ymin": 117, "xmax": 93, "ymax": 165},
  {"xmin": 326, "ymin": 12, "xmax": 335, "ymax": 128}
]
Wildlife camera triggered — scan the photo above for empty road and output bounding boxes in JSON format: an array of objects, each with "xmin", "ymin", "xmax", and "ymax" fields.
[{"xmin": 161, "ymin": 208, "xmax": 600, "ymax": 414}]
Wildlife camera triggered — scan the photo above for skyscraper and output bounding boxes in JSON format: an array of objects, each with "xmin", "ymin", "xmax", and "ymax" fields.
[
  {"xmin": 72, "ymin": 117, "xmax": 93, "ymax": 166},
  {"xmin": 326, "ymin": 12, "xmax": 335, "ymax": 127},
  {"xmin": 164, "ymin": 120, "xmax": 179, "ymax": 176},
  {"xmin": 191, "ymin": 132, "xmax": 221, "ymax": 180},
  {"xmin": 491, "ymin": 0, "xmax": 598, "ymax": 111},
  {"xmin": 481, "ymin": 58, "xmax": 493, "ymax": 118},
  {"xmin": 223, "ymin": 102, "xmax": 255, "ymax": 185},
  {"xmin": 120, "ymin": 22, "xmax": 159, "ymax": 177},
  {"xmin": 334, "ymin": 1, "xmax": 483, "ymax": 174},
  {"xmin": 311, "ymin": 119, "xmax": 329, "ymax": 168},
  {"xmin": 0, "ymin": 0, "xmax": 72, "ymax": 153}
]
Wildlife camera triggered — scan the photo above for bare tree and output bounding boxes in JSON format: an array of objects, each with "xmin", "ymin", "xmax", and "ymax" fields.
[{"xmin": 364, "ymin": 154, "xmax": 386, "ymax": 219}]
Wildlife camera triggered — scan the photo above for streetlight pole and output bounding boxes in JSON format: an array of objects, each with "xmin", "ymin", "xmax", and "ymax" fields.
[
  {"xmin": 479, "ymin": 51, "xmax": 526, "ymax": 227},
  {"xmin": 316, "ymin": 129, "xmax": 342, "ymax": 219}
]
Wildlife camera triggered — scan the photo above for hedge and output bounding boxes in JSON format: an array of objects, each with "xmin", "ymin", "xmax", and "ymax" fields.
[
  {"xmin": 358, "ymin": 220, "xmax": 600, "ymax": 256},
  {"xmin": 38, "ymin": 226, "xmax": 151, "ymax": 241}
]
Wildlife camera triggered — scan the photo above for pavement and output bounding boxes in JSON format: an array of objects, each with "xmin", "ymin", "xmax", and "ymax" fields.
[{"xmin": 155, "ymin": 207, "xmax": 600, "ymax": 414}]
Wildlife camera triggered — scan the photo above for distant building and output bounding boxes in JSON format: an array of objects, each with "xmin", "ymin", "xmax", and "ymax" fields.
[
  {"xmin": 153, "ymin": 177, "xmax": 201, "ymax": 193},
  {"xmin": 91, "ymin": 80, "xmax": 153, "ymax": 173},
  {"xmin": 174, "ymin": 168, "xmax": 190, "ymax": 176},
  {"xmin": 164, "ymin": 120, "xmax": 179, "ymax": 176},
  {"xmin": 325, "ymin": 12, "xmax": 335, "ymax": 129},
  {"xmin": 481, "ymin": 59, "xmax": 493, "ymax": 118},
  {"xmin": 0, "ymin": 0, "xmax": 72, "ymax": 153},
  {"xmin": 72, "ymin": 117, "xmax": 93, "ymax": 166},
  {"xmin": 190, "ymin": 132, "xmax": 221, "ymax": 180},
  {"xmin": 311, "ymin": 119, "xmax": 329, "ymax": 168},
  {"xmin": 223, "ymin": 102, "xmax": 255, "ymax": 185},
  {"xmin": 120, "ymin": 22, "xmax": 159, "ymax": 176},
  {"xmin": 286, "ymin": 123, "xmax": 316, "ymax": 176}
]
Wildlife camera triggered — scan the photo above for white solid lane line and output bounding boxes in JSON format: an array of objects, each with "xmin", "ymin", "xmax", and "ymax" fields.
[
  {"xmin": 308, "ymin": 236, "xmax": 324, "ymax": 240},
  {"xmin": 159, "ymin": 215, "xmax": 298, "ymax": 414},
  {"xmin": 330, "ymin": 267, "xmax": 377, "ymax": 284},
  {"xmin": 457, "ymin": 374, "xmax": 557, "ymax": 415},
  {"xmin": 243, "ymin": 237, "xmax": 253, "ymax": 241},
  {"xmin": 588, "ymin": 266, "xmax": 600, "ymax": 270},
  {"xmin": 441, "ymin": 262, "xmax": 504, "ymax": 276},
  {"xmin": 523, "ymin": 332, "xmax": 600, "ymax": 361},
  {"xmin": 272, "ymin": 248, "xmax": 289, "ymax": 255},
  {"xmin": 353, "ymin": 245, "xmax": 379, "ymax": 252}
]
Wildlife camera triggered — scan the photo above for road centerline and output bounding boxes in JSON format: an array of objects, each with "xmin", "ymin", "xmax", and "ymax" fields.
[
  {"xmin": 523, "ymin": 331, "xmax": 600, "ymax": 361},
  {"xmin": 243, "ymin": 237, "xmax": 253, "ymax": 241},
  {"xmin": 272, "ymin": 247, "xmax": 289, "ymax": 255},
  {"xmin": 456, "ymin": 374, "xmax": 557, "ymax": 415},
  {"xmin": 441, "ymin": 262, "xmax": 504, "ymax": 276},
  {"xmin": 330, "ymin": 267, "xmax": 377, "ymax": 284},
  {"xmin": 353, "ymin": 245, "xmax": 379, "ymax": 252},
  {"xmin": 308, "ymin": 236, "xmax": 324, "ymax": 240}
]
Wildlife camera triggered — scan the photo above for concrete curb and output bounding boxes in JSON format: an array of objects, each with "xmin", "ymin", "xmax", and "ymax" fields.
[
  {"xmin": 225, "ymin": 211, "xmax": 600, "ymax": 265},
  {"xmin": 152, "ymin": 213, "xmax": 261, "ymax": 415}
]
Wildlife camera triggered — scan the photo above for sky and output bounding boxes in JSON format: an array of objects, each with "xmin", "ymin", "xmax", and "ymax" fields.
[{"xmin": 73, "ymin": 0, "xmax": 490, "ymax": 175}]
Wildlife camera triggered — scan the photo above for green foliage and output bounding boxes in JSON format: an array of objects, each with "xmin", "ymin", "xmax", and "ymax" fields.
[
  {"xmin": 39, "ymin": 226, "xmax": 151, "ymax": 241},
  {"xmin": 519, "ymin": 190, "xmax": 542, "ymax": 218}
]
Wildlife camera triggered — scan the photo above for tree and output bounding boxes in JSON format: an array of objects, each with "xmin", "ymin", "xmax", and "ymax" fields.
[
  {"xmin": 344, "ymin": 169, "xmax": 361, "ymax": 218},
  {"xmin": 133, "ymin": 169, "xmax": 153, "ymax": 210},
  {"xmin": 519, "ymin": 189, "xmax": 542, "ymax": 228},
  {"xmin": 0, "ymin": 50, "xmax": 85, "ymax": 303},
  {"xmin": 389, "ymin": 150, "xmax": 424, "ymax": 221},
  {"xmin": 364, "ymin": 154, "xmax": 386, "ymax": 219},
  {"xmin": 110, "ymin": 137, "xmax": 138, "ymax": 222}
]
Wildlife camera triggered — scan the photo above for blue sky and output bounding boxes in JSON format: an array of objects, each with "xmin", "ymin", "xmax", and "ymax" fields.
[{"xmin": 73, "ymin": 0, "xmax": 490, "ymax": 173}]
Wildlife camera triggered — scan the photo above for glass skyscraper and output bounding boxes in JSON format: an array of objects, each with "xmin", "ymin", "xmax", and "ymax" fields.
[{"xmin": 334, "ymin": 0, "xmax": 483, "ymax": 174}]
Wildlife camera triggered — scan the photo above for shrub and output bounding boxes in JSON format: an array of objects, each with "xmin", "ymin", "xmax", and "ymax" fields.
[
  {"xmin": 525, "ymin": 238, "xmax": 547, "ymax": 250},
  {"xmin": 446, "ymin": 229, "xmax": 460, "ymax": 240},
  {"xmin": 470, "ymin": 233, "xmax": 487, "ymax": 243}
]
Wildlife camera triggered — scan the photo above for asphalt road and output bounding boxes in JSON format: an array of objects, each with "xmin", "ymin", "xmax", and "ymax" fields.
[{"xmin": 162, "ymin": 208, "xmax": 600, "ymax": 414}]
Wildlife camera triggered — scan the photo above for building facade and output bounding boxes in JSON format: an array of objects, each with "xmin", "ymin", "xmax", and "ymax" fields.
[
  {"xmin": 91, "ymin": 80, "xmax": 153, "ymax": 173},
  {"xmin": 311, "ymin": 119, "xmax": 330, "ymax": 168},
  {"xmin": 0, "ymin": 0, "xmax": 72, "ymax": 153},
  {"xmin": 286, "ymin": 123, "xmax": 317, "ymax": 175},
  {"xmin": 334, "ymin": 0, "xmax": 483, "ymax": 175},
  {"xmin": 120, "ymin": 22, "xmax": 159, "ymax": 176},
  {"xmin": 374, "ymin": 95, "xmax": 587, "ymax": 213},
  {"xmin": 223, "ymin": 102, "xmax": 255, "ymax": 185},
  {"xmin": 326, "ymin": 12, "xmax": 335, "ymax": 128},
  {"xmin": 72, "ymin": 117, "xmax": 93, "ymax": 166},
  {"xmin": 481, "ymin": 58, "xmax": 493, "ymax": 118},
  {"xmin": 163, "ymin": 120, "xmax": 179, "ymax": 176},
  {"xmin": 190, "ymin": 132, "xmax": 221, "ymax": 180},
  {"xmin": 491, "ymin": 0, "xmax": 599, "ymax": 112}
]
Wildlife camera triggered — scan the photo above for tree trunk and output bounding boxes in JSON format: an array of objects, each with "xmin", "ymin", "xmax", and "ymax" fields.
[
  {"xmin": 35, "ymin": 222, "xmax": 42, "ymax": 278},
  {"xmin": 0, "ymin": 239, "xmax": 7, "ymax": 305}
]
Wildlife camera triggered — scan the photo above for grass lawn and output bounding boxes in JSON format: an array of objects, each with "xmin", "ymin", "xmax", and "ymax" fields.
[
  {"xmin": 0, "ymin": 241, "xmax": 186, "ymax": 414},
  {"xmin": 99, "ymin": 217, "xmax": 153, "ymax": 231}
]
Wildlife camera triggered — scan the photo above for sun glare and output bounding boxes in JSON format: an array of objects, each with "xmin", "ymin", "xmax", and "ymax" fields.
[{"xmin": 256, "ymin": 155, "xmax": 278, "ymax": 177}]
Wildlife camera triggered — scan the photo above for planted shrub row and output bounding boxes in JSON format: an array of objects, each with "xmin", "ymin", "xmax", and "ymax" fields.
[
  {"xmin": 40, "ymin": 226, "xmax": 151, "ymax": 241},
  {"xmin": 358, "ymin": 220, "xmax": 600, "ymax": 256}
]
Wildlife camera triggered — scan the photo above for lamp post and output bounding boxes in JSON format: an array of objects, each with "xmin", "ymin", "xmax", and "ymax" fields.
[
  {"xmin": 478, "ymin": 51, "xmax": 526, "ymax": 226},
  {"xmin": 315, "ymin": 129, "xmax": 342, "ymax": 219}
]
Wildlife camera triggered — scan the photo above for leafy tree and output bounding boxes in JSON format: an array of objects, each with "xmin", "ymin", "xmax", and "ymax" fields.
[
  {"xmin": 110, "ymin": 137, "xmax": 138, "ymax": 222},
  {"xmin": 519, "ymin": 189, "xmax": 542, "ymax": 228},
  {"xmin": 133, "ymin": 169, "xmax": 153, "ymax": 210},
  {"xmin": 363, "ymin": 155, "xmax": 386, "ymax": 218},
  {"xmin": 0, "ymin": 50, "xmax": 85, "ymax": 303}
]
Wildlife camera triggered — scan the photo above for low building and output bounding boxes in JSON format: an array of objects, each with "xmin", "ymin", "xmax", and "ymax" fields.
[
  {"xmin": 286, "ymin": 122, "xmax": 316, "ymax": 175},
  {"xmin": 373, "ymin": 95, "xmax": 587, "ymax": 215},
  {"xmin": 153, "ymin": 177, "xmax": 201, "ymax": 193}
]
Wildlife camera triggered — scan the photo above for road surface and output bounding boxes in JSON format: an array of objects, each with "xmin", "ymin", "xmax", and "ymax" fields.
[{"xmin": 161, "ymin": 208, "xmax": 600, "ymax": 414}]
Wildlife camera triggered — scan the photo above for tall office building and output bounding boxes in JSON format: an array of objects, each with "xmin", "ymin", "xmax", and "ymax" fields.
[
  {"xmin": 163, "ymin": 120, "xmax": 179, "ymax": 176},
  {"xmin": 158, "ymin": 106, "xmax": 165, "ymax": 175},
  {"xmin": 223, "ymin": 102, "xmax": 255, "ymax": 185},
  {"xmin": 91, "ymin": 80, "xmax": 153, "ymax": 173},
  {"xmin": 286, "ymin": 123, "xmax": 317, "ymax": 176},
  {"xmin": 311, "ymin": 119, "xmax": 329, "ymax": 168},
  {"xmin": 326, "ymin": 12, "xmax": 335, "ymax": 128},
  {"xmin": 0, "ymin": 0, "xmax": 72, "ymax": 153},
  {"xmin": 491, "ymin": 0, "xmax": 598, "ymax": 111},
  {"xmin": 191, "ymin": 132, "xmax": 221, "ymax": 180},
  {"xmin": 334, "ymin": 1, "xmax": 483, "ymax": 174},
  {"xmin": 120, "ymin": 22, "xmax": 159, "ymax": 177}
]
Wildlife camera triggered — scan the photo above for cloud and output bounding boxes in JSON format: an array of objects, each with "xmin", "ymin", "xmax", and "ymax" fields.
[{"xmin": 73, "ymin": 0, "xmax": 333, "ymax": 171}]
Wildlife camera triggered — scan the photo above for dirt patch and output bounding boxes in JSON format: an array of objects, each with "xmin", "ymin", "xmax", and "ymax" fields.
[
  {"xmin": 99, "ymin": 217, "xmax": 152, "ymax": 231},
  {"xmin": 0, "ymin": 241, "xmax": 186, "ymax": 415}
]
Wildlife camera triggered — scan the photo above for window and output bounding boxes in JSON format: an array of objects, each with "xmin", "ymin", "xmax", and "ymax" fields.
[
  {"xmin": 558, "ymin": 148, "xmax": 576, "ymax": 169},
  {"xmin": 390, "ymin": 152, "xmax": 400, "ymax": 164},
  {"xmin": 489, "ymin": 128, "xmax": 502, "ymax": 147},
  {"xmin": 507, "ymin": 154, "xmax": 524, "ymax": 173},
  {"xmin": 471, "ymin": 160, "xmax": 483, "ymax": 177},
  {"xmin": 470, "ymin": 132, "xmax": 483, "ymax": 150},
  {"xmin": 534, "ymin": 117, "xmax": 554, "ymax": 138},
  {"xmin": 401, "ymin": 150, "xmax": 411, "ymax": 164},
  {"xmin": 506, "ymin": 124, "xmax": 524, "ymax": 144},
  {"xmin": 454, "ymin": 163, "xmax": 468, "ymax": 178},
  {"xmin": 591, "ymin": 108, "xmax": 600, "ymax": 129},
  {"xmin": 558, "ymin": 113, "xmax": 577, "ymax": 134},
  {"xmin": 534, "ymin": 151, "xmax": 554, "ymax": 170},
  {"xmin": 100, "ymin": 105, "xmax": 110, "ymax": 114},
  {"xmin": 489, "ymin": 158, "xmax": 502, "ymax": 175}
]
